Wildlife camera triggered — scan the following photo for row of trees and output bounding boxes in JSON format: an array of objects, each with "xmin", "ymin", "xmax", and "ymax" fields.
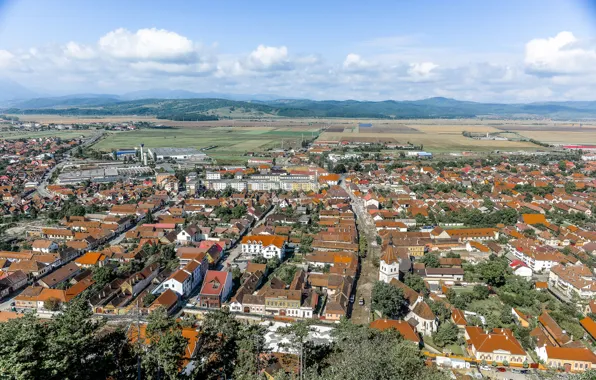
[{"xmin": 0, "ymin": 299, "xmax": 450, "ymax": 380}]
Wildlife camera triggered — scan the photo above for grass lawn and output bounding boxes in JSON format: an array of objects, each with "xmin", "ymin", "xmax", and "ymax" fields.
[
  {"xmin": 446, "ymin": 344, "xmax": 465, "ymax": 356},
  {"xmin": 91, "ymin": 127, "xmax": 311, "ymax": 163},
  {"xmin": 0, "ymin": 129, "xmax": 95, "ymax": 140},
  {"xmin": 468, "ymin": 296, "xmax": 504, "ymax": 320},
  {"xmin": 450, "ymin": 286, "xmax": 475, "ymax": 294}
]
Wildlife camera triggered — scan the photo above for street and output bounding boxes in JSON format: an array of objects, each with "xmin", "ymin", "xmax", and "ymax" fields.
[{"xmin": 340, "ymin": 179, "xmax": 380, "ymax": 324}]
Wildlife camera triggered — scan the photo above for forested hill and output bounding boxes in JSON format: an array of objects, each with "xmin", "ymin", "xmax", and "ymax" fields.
[{"xmin": 4, "ymin": 96, "xmax": 596, "ymax": 120}]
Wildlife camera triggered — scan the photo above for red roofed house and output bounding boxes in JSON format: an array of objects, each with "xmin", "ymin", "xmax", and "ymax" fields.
[
  {"xmin": 537, "ymin": 345, "xmax": 596, "ymax": 372},
  {"xmin": 509, "ymin": 260, "xmax": 532, "ymax": 278},
  {"xmin": 241, "ymin": 235, "xmax": 287, "ymax": 259},
  {"xmin": 465, "ymin": 326, "xmax": 528, "ymax": 364},
  {"xmin": 369, "ymin": 318, "xmax": 421, "ymax": 345},
  {"xmin": 199, "ymin": 270, "xmax": 232, "ymax": 309}
]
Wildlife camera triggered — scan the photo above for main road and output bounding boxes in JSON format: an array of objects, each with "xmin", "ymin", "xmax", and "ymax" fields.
[
  {"xmin": 340, "ymin": 178, "xmax": 380, "ymax": 324},
  {"xmin": 34, "ymin": 129, "xmax": 105, "ymax": 198}
]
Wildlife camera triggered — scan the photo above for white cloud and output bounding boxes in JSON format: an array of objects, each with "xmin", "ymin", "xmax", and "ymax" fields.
[
  {"xmin": 343, "ymin": 53, "xmax": 372, "ymax": 70},
  {"xmin": 64, "ymin": 42, "xmax": 96, "ymax": 60},
  {"xmin": 98, "ymin": 28, "xmax": 195, "ymax": 61},
  {"xmin": 246, "ymin": 45, "xmax": 289, "ymax": 70},
  {"xmin": 2, "ymin": 27, "xmax": 596, "ymax": 102},
  {"xmin": 525, "ymin": 31, "xmax": 596, "ymax": 76},
  {"xmin": 0, "ymin": 50, "xmax": 14, "ymax": 68},
  {"xmin": 408, "ymin": 62, "xmax": 438, "ymax": 78}
]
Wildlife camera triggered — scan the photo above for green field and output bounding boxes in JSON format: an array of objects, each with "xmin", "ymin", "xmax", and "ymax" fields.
[
  {"xmin": 91, "ymin": 127, "xmax": 317, "ymax": 163},
  {"xmin": 0, "ymin": 129, "xmax": 95, "ymax": 140}
]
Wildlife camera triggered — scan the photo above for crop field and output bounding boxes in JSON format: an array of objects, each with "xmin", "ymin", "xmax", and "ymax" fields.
[
  {"xmin": 319, "ymin": 122, "xmax": 542, "ymax": 152},
  {"xmin": 0, "ymin": 129, "xmax": 95, "ymax": 140},
  {"xmin": 516, "ymin": 130, "xmax": 596, "ymax": 144},
  {"xmin": 91, "ymin": 126, "xmax": 319, "ymax": 163}
]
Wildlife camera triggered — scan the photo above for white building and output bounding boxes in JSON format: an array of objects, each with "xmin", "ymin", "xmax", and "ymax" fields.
[
  {"xmin": 241, "ymin": 235, "xmax": 286, "ymax": 259},
  {"xmin": 153, "ymin": 257, "xmax": 207, "ymax": 297},
  {"xmin": 148, "ymin": 147, "xmax": 208, "ymax": 161},
  {"xmin": 378, "ymin": 242, "xmax": 411, "ymax": 283}
]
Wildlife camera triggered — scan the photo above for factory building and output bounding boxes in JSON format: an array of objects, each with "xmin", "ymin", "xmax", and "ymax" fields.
[{"xmin": 148, "ymin": 147, "xmax": 208, "ymax": 161}]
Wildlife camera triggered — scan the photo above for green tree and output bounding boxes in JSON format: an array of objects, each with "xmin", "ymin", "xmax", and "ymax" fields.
[
  {"xmin": 43, "ymin": 297, "xmax": 62, "ymax": 311},
  {"xmin": 233, "ymin": 324, "xmax": 270, "ymax": 380},
  {"xmin": 477, "ymin": 256, "xmax": 510, "ymax": 287},
  {"xmin": 472, "ymin": 284, "xmax": 490, "ymax": 300},
  {"xmin": 314, "ymin": 323, "xmax": 448, "ymax": 380},
  {"xmin": 92, "ymin": 265, "xmax": 115, "ymax": 288},
  {"xmin": 359, "ymin": 234, "xmax": 368, "ymax": 257},
  {"xmin": 371, "ymin": 281, "xmax": 407, "ymax": 319},
  {"xmin": 432, "ymin": 322, "xmax": 459, "ymax": 348},
  {"xmin": 193, "ymin": 309, "xmax": 240, "ymax": 380},
  {"xmin": 142, "ymin": 307, "xmax": 188, "ymax": 380},
  {"xmin": 404, "ymin": 273, "xmax": 428, "ymax": 296},
  {"xmin": 428, "ymin": 300, "xmax": 451, "ymax": 323},
  {"xmin": 419, "ymin": 252, "xmax": 440, "ymax": 268}
]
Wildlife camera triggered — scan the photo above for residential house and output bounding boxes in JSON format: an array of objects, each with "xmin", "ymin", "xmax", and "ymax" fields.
[
  {"xmin": 176, "ymin": 224, "xmax": 201, "ymax": 246},
  {"xmin": 31, "ymin": 240, "xmax": 59, "ymax": 253},
  {"xmin": 536, "ymin": 346, "xmax": 596, "ymax": 372},
  {"xmin": 241, "ymin": 235, "xmax": 287, "ymax": 259},
  {"xmin": 465, "ymin": 326, "xmax": 528, "ymax": 364},
  {"xmin": 198, "ymin": 270, "xmax": 233, "ymax": 309}
]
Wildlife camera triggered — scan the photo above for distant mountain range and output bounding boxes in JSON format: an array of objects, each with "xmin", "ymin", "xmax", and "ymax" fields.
[{"xmin": 3, "ymin": 81, "xmax": 596, "ymax": 120}]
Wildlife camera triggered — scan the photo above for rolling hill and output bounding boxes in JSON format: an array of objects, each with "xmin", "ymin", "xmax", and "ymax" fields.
[{"xmin": 4, "ymin": 96, "xmax": 596, "ymax": 120}]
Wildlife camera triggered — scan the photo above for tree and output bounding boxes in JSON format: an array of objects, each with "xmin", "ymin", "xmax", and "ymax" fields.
[
  {"xmin": 404, "ymin": 273, "xmax": 428, "ymax": 296},
  {"xmin": 359, "ymin": 234, "xmax": 368, "ymax": 257},
  {"xmin": 419, "ymin": 252, "xmax": 440, "ymax": 268},
  {"xmin": 333, "ymin": 163, "xmax": 347, "ymax": 174},
  {"xmin": 142, "ymin": 307, "xmax": 188, "ymax": 379},
  {"xmin": 43, "ymin": 297, "xmax": 62, "ymax": 311},
  {"xmin": 299, "ymin": 234, "xmax": 313, "ymax": 253},
  {"xmin": 477, "ymin": 257, "xmax": 510, "ymax": 287},
  {"xmin": 233, "ymin": 324, "xmax": 270, "ymax": 380},
  {"xmin": 143, "ymin": 293, "xmax": 158, "ymax": 307},
  {"xmin": 92, "ymin": 265, "xmax": 115, "ymax": 288},
  {"xmin": 472, "ymin": 284, "xmax": 490, "ymax": 300},
  {"xmin": 193, "ymin": 309, "xmax": 240, "ymax": 380},
  {"xmin": 371, "ymin": 281, "xmax": 407, "ymax": 319},
  {"xmin": 432, "ymin": 322, "xmax": 459, "ymax": 348},
  {"xmin": 313, "ymin": 323, "xmax": 449, "ymax": 380},
  {"xmin": 144, "ymin": 210, "xmax": 155, "ymax": 224},
  {"xmin": 428, "ymin": 300, "xmax": 451, "ymax": 323},
  {"xmin": 267, "ymin": 256, "xmax": 281, "ymax": 271}
]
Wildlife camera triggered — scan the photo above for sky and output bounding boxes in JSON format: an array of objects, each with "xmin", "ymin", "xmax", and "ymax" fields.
[{"xmin": 0, "ymin": 0, "xmax": 596, "ymax": 102}]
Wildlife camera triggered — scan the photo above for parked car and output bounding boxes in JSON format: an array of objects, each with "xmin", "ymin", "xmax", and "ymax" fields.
[
  {"xmin": 497, "ymin": 367, "xmax": 506, "ymax": 373},
  {"xmin": 359, "ymin": 298, "xmax": 365, "ymax": 306}
]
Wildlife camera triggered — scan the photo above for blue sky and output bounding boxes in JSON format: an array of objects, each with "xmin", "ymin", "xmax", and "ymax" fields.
[{"xmin": 0, "ymin": 0, "xmax": 595, "ymax": 101}]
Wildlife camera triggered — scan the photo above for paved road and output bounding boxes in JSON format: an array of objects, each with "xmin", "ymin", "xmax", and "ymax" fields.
[
  {"xmin": 34, "ymin": 130, "xmax": 105, "ymax": 198},
  {"xmin": 340, "ymin": 179, "xmax": 380, "ymax": 324},
  {"xmin": 219, "ymin": 205, "xmax": 277, "ymax": 270}
]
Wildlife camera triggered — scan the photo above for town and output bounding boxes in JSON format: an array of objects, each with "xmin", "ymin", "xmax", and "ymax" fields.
[{"xmin": 1, "ymin": 119, "xmax": 596, "ymax": 380}]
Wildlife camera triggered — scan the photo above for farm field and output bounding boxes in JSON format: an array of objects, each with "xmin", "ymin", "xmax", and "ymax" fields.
[
  {"xmin": 319, "ymin": 129, "xmax": 540, "ymax": 152},
  {"xmin": 91, "ymin": 126, "xmax": 319, "ymax": 163},
  {"xmin": 515, "ymin": 130, "xmax": 596, "ymax": 144},
  {"xmin": 0, "ymin": 129, "xmax": 95, "ymax": 140}
]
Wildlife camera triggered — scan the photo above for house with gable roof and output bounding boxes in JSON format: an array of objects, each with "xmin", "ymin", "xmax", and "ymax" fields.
[
  {"xmin": 465, "ymin": 326, "xmax": 528, "ymax": 364},
  {"xmin": 241, "ymin": 234, "xmax": 287, "ymax": 259}
]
